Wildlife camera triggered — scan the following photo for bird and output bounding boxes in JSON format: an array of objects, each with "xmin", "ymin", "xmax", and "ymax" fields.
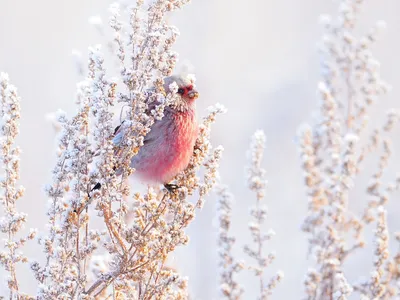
[{"xmin": 94, "ymin": 75, "xmax": 199, "ymax": 193}]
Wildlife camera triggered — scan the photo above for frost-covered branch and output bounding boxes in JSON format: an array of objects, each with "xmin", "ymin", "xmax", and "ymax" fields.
[
  {"xmin": 27, "ymin": 0, "xmax": 226, "ymax": 298},
  {"xmin": 0, "ymin": 73, "xmax": 36, "ymax": 299}
]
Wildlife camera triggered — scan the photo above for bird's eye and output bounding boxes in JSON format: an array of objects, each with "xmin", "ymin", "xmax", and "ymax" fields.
[{"xmin": 177, "ymin": 88, "xmax": 185, "ymax": 95}]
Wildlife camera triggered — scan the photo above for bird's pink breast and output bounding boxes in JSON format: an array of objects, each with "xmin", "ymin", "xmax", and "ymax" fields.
[{"xmin": 131, "ymin": 109, "xmax": 197, "ymax": 184}]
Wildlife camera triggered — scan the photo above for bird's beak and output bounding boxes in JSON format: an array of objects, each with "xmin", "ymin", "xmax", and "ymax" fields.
[{"xmin": 188, "ymin": 90, "xmax": 199, "ymax": 100}]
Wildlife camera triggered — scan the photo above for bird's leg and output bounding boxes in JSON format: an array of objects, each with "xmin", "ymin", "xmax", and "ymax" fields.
[{"xmin": 164, "ymin": 183, "xmax": 180, "ymax": 193}]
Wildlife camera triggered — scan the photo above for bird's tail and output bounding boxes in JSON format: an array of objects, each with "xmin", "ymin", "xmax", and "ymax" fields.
[
  {"xmin": 91, "ymin": 182, "xmax": 102, "ymax": 192},
  {"xmin": 73, "ymin": 182, "xmax": 102, "ymax": 214}
]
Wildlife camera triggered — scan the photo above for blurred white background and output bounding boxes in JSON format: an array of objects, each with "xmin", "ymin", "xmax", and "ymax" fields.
[{"xmin": 1, "ymin": 0, "xmax": 400, "ymax": 299}]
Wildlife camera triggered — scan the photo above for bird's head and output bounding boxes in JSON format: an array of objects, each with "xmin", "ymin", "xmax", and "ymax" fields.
[{"xmin": 164, "ymin": 75, "xmax": 199, "ymax": 105}]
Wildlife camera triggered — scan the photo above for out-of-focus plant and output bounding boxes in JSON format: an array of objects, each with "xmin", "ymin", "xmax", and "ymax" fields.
[
  {"xmin": 298, "ymin": 0, "xmax": 400, "ymax": 299},
  {"xmin": 217, "ymin": 130, "xmax": 283, "ymax": 300}
]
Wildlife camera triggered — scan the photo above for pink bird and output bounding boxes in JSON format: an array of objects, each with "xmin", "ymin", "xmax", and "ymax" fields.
[{"xmin": 111, "ymin": 75, "xmax": 199, "ymax": 191}]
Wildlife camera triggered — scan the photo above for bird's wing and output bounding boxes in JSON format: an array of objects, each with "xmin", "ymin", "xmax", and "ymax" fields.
[
  {"xmin": 113, "ymin": 85, "xmax": 167, "ymax": 147},
  {"xmin": 112, "ymin": 103, "xmax": 159, "ymax": 147},
  {"xmin": 112, "ymin": 124, "xmax": 124, "ymax": 147}
]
